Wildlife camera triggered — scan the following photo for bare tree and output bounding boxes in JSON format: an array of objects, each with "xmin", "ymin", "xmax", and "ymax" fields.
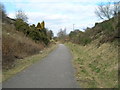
[
  {"xmin": 95, "ymin": 2, "xmax": 112, "ymax": 20},
  {"xmin": 15, "ymin": 9, "xmax": 28, "ymax": 22},
  {"xmin": 0, "ymin": 3, "xmax": 6, "ymax": 17},
  {"xmin": 95, "ymin": 1, "xmax": 120, "ymax": 20},
  {"xmin": 113, "ymin": 1, "xmax": 120, "ymax": 17},
  {"xmin": 47, "ymin": 30, "xmax": 54, "ymax": 40},
  {"xmin": 113, "ymin": 1, "xmax": 120, "ymax": 30},
  {"xmin": 57, "ymin": 28, "xmax": 66, "ymax": 38}
]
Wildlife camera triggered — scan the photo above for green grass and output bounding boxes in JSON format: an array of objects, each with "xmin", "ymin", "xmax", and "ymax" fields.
[
  {"xmin": 65, "ymin": 42, "xmax": 118, "ymax": 88},
  {"xmin": 2, "ymin": 44, "xmax": 57, "ymax": 82}
]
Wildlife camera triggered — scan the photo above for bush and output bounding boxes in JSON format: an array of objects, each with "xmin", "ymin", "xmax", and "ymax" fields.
[
  {"xmin": 15, "ymin": 19, "xmax": 50, "ymax": 45},
  {"xmin": 2, "ymin": 33, "xmax": 44, "ymax": 70},
  {"xmin": 14, "ymin": 19, "xmax": 30, "ymax": 36},
  {"xmin": 80, "ymin": 37, "xmax": 92, "ymax": 45},
  {"xmin": 69, "ymin": 30, "xmax": 91, "ymax": 45},
  {"xmin": 2, "ymin": 36, "xmax": 15, "ymax": 70},
  {"xmin": 29, "ymin": 30, "xmax": 41, "ymax": 42}
]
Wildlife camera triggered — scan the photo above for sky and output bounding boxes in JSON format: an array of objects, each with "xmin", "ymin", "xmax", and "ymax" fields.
[{"xmin": 1, "ymin": 0, "xmax": 119, "ymax": 36}]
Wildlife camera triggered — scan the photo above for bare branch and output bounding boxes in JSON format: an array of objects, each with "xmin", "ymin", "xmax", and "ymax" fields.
[
  {"xmin": 95, "ymin": 2, "xmax": 113, "ymax": 20},
  {"xmin": 15, "ymin": 9, "xmax": 28, "ymax": 22}
]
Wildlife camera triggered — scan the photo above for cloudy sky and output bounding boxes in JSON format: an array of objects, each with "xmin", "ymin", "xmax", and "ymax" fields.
[{"xmin": 1, "ymin": 0, "xmax": 119, "ymax": 36}]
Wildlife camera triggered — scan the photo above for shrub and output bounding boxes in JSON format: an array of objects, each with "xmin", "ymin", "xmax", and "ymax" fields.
[
  {"xmin": 14, "ymin": 19, "xmax": 50, "ymax": 45},
  {"xmin": 69, "ymin": 30, "xmax": 91, "ymax": 45},
  {"xmin": 80, "ymin": 37, "xmax": 92, "ymax": 45},
  {"xmin": 14, "ymin": 19, "xmax": 30, "ymax": 36},
  {"xmin": 2, "ymin": 33, "xmax": 44, "ymax": 70},
  {"xmin": 2, "ymin": 36, "xmax": 15, "ymax": 70}
]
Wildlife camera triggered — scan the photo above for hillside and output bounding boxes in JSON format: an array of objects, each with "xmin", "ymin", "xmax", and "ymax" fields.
[
  {"xmin": 69, "ymin": 15, "xmax": 119, "ymax": 46},
  {"xmin": 1, "ymin": 1, "xmax": 119, "ymax": 88},
  {"xmin": 65, "ymin": 14, "xmax": 119, "ymax": 88},
  {"xmin": 2, "ymin": 14, "xmax": 52, "ymax": 70}
]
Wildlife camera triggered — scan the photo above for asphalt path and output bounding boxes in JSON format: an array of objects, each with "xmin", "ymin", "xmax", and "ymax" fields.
[{"xmin": 3, "ymin": 44, "xmax": 79, "ymax": 88}]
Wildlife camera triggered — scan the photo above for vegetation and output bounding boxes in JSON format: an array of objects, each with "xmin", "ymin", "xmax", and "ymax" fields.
[
  {"xmin": 55, "ymin": 3, "xmax": 119, "ymax": 88},
  {"xmin": 0, "ymin": 2, "xmax": 6, "ymax": 18},
  {"xmin": 69, "ymin": 29, "xmax": 92, "ymax": 45},
  {"xmin": 2, "ymin": 4, "xmax": 54, "ymax": 71},
  {"xmin": 47, "ymin": 30, "xmax": 54, "ymax": 40},
  {"xmin": 15, "ymin": 9, "xmax": 28, "ymax": 22},
  {"xmin": 95, "ymin": 1, "xmax": 120, "ymax": 20},
  {"xmin": 1, "ymin": 1, "xmax": 119, "ymax": 88},
  {"xmin": 3, "ymin": 44, "xmax": 57, "ymax": 82},
  {"xmin": 14, "ymin": 19, "xmax": 51, "ymax": 45},
  {"xmin": 68, "ymin": 15, "xmax": 119, "ymax": 46},
  {"xmin": 64, "ymin": 9, "xmax": 119, "ymax": 88},
  {"xmin": 57, "ymin": 28, "xmax": 68, "ymax": 43},
  {"xmin": 64, "ymin": 3, "xmax": 119, "ymax": 88},
  {"xmin": 66, "ymin": 42, "xmax": 118, "ymax": 88}
]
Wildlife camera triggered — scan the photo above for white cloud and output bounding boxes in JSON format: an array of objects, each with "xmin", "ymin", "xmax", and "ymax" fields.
[
  {"xmin": 6, "ymin": 0, "xmax": 115, "ymax": 36},
  {"xmin": 8, "ymin": 12, "xmax": 15, "ymax": 19}
]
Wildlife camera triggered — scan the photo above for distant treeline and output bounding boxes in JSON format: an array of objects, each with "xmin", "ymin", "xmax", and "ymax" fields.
[{"xmin": 57, "ymin": 13, "xmax": 119, "ymax": 46}]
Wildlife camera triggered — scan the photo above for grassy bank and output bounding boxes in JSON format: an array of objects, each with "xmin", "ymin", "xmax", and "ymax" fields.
[
  {"xmin": 2, "ymin": 44, "xmax": 57, "ymax": 82},
  {"xmin": 2, "ymin": 20, "xmax": 46, "ymax": 70},
  {"xmin": 65, "ymin": 42, "xmax": 118, "ymax": 88}
]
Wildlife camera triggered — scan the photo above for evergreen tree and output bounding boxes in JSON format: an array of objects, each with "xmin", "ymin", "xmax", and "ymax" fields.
[
  {"xmin": 36, "ymin": 22, "xmax": 41, "ymax": 30},
  {"xmin": 41, "ymin": 21, "xmax": 45, "ymax": 29}
]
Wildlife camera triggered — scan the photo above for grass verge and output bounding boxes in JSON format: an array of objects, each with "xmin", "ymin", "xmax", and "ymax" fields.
[
  {"xmin": 2, "ymin": 44, "xmax": 57, "ymax": 82},
  {"xmin": 65, "ymin": 42, "xmax": 118, "ymax": 88}
]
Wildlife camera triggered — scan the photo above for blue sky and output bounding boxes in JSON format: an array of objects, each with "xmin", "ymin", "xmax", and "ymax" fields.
[{"xmin": 1, "ymin": 0, "xmax": 119, "ymax": 36}]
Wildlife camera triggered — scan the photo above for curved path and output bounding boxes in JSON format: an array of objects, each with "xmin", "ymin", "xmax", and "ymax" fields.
[{"xmin": 3, "ymin": 44, "xmax": 79, "ymax": 88}]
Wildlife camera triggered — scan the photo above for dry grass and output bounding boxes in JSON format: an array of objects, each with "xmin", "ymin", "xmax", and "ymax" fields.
[
  {"xmin": 66, "ymin": 41, "xmax": 118, "ymax": 88},
  {"xmin": 2, "ymin": 43, "xmax": 57, "ymax": 82},
  {"xmin": 1, "ymin": 18, "xmax": 57, "ymax": 83},
  {"xmin": 2, "ymin": 22, "xmax": 45, "ymax": 70}
]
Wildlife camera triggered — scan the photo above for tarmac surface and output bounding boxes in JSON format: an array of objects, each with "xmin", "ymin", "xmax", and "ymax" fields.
[{"xmin": 3, "ymin": 44, "xmax": 79, "ymax": 88}]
